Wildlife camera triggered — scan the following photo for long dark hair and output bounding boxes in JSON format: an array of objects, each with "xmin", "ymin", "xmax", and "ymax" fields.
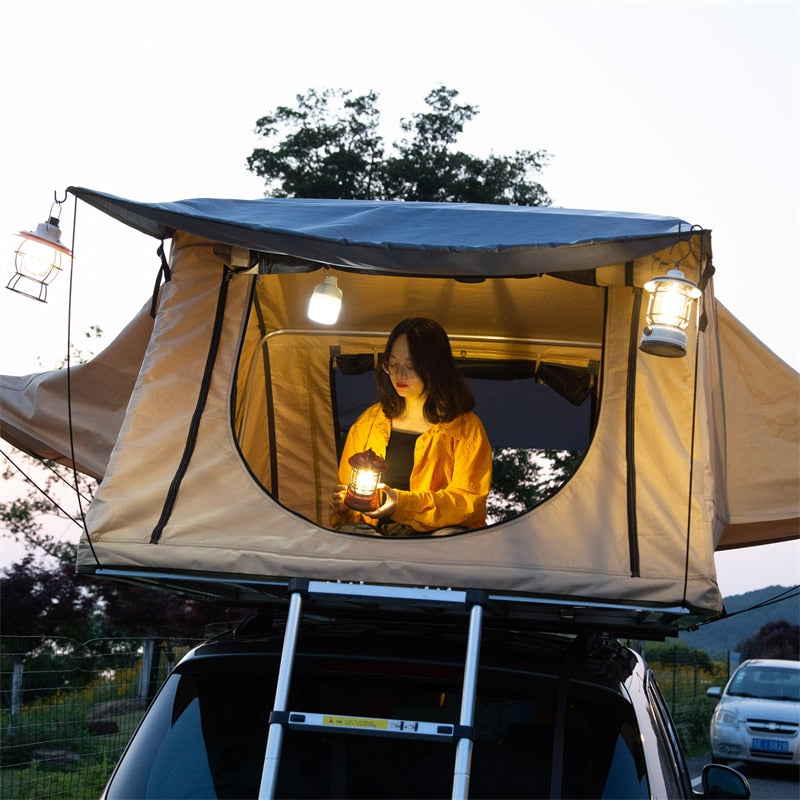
[{"xmin": 377, "ymin": 318, "xmax": 475, "ymax": 423}]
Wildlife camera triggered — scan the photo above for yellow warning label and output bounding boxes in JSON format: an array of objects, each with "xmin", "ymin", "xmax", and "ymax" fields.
[{"xmin": 322, "ymin": 715, "xmax": 389, "ymax": 730}]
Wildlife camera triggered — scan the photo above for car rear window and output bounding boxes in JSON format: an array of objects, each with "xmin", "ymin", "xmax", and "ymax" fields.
[
  {"xmin": 728, "ymin": 664, "xmax": 800, "ymax": 701},
  {"xmin": 105, "ymin": 658, "xmax": 648, "ymax": 799}
]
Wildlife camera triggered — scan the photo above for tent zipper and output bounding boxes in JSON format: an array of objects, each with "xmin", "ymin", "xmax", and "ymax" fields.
[{"xmin": 150, "ymin": 267, "xmax": 232, "ymax": 543}]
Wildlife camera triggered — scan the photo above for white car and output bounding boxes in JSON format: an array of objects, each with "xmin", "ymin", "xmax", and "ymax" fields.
[{"xmin": 708, "ymin": 658, "xmax": 800, "ymax": 766}]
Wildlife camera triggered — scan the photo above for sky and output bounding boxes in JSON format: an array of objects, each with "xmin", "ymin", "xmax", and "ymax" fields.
[{"xmin": 0, "ymin": 0, "xmax": 798, "ymax": 597}]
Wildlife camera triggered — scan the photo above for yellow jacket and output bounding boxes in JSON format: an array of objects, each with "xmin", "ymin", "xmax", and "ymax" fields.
[{"xmin": 330, "ymin": 404, "xmax": 492, "ymax": 532}]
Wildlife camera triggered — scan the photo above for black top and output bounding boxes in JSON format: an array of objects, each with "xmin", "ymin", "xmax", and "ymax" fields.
[{"xmin": 382, "ymin": 430, "xmax": 420, "ymax": 491}]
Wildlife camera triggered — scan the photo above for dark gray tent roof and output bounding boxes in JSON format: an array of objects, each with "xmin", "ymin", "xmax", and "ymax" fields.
[{"xmin": 68, "ymin": 187, "xmax": 703, "ymax": 277}]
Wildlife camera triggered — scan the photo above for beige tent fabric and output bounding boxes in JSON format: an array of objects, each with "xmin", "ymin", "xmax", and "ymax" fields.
[
  {"xmin": 0, "ymin": 305, "xmax": 153, "ymax": 479},
  {"xmin": 715, "ymin": 304, "xmax": 800, "ymax": 548},
  {"xmin": 70, "ymin": 233, "xmax": 723, "ymax": 613},
  {"xmin": 1, "ymin": 227, "xmax": 797, "ymax": 617}
]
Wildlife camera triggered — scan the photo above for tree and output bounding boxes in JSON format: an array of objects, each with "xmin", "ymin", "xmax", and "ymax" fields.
[
  {"xmin": 98, "ymin": 579, "xmax": 242, "ymax": 640},
  {"xmin": 0, "ymin": 552, "xmax": 100, "ymax": 723},
  {"xmin": 247, "ymin": 85, "xmax": 551, "ymax": 205},
  {"xmin": 736, "ymin": 619, "xmax": 800, "ymax": 660},
  {"xmin": 247, "ymin": 88, "xmax": 384, "ymax": 199},
  {"xmin": 487, "ymin": 448, "xmax": 584, "ymax": 523},
  {"xmin": 0, "ymin": 554, "xmax": 98, "ymax": 647}
]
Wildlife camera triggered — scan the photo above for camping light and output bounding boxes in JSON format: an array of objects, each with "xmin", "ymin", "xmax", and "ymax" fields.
[
  {"xmin": 345, "ymin": 449, "xmax": 387, "ymax": 511},
  {"xmin": 639, "ymin": 268, "xmax": 702, "ymax": 357},
  {"xmin": 307, "ymin": 270, "xmax": 342, "ymax": 324},
  {"xmin": 7, "ymin": 199, "xmax": 72, "ymax": 303}
]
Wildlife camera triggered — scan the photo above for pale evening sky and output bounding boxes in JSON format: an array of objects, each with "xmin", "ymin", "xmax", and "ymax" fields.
[{"xmin": 0, "ymin": 0, "xmax": 798, "ymax": 597}]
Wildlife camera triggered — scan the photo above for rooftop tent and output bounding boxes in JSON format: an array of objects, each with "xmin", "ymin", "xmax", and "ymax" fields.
[{"xmin": 1, "ymin": 187, "xmax": 798, "ymax": 621}]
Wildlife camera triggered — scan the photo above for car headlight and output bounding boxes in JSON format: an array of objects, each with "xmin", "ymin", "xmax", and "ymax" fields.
[{"xmin": 714, "ymin": 708, "xmax": 739, "ymax": 728}]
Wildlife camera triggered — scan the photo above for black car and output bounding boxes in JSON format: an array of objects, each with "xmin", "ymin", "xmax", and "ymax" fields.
[{"xmin": 100, "ymin": 583, "xmax": 749, "ymax": 799}]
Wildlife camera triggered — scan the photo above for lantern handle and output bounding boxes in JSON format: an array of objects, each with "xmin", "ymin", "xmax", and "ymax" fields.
[
  {"xmin": 48, "ymin": 190, "xmax": 69, "ymax": 224},
  {"xmin": 669, "ymin": 223, "xmax": 705, "ymax": 270}
]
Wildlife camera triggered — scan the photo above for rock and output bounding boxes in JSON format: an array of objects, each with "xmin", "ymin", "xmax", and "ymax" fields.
[{"xmin": 33, "ymin": 749, "xmax": 80, "ymax": 766}]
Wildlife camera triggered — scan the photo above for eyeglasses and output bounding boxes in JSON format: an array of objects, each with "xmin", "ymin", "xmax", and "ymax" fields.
[{"xmin": 382, "ymin": 360, "xmax": 417, "ymax": 377}]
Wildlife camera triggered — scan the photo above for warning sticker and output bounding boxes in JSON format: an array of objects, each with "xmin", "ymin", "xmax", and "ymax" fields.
[{"xmin": 323, "ymin": 716, "xmax": 389, "ymax": 730}]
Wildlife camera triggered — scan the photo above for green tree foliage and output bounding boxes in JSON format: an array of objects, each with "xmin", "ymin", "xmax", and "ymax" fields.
[
  {"xmin": 487, "ymin": 448, "xmax": 584, "ymax": 523},
  {"xmin": 0, "ymin": 551, "xmax": 242, "ymax": 645},
  {"xmin": 644, "ymin": 640, "xmax": 716, "ymax": 671},
  {"xmin": 0, "ymin": 555, "xmax": 97, "ymax": 648},
  {"xmin": 247, "ymin": 85, "xmax": 551, "ymax": 205},
  {"xmin": 248, "ymin": 88, "xmax": 384, "ymax": 199},
  {"xmin": 98, "ymin": 580, "xmax": 243, "ymax": 639},
  {"xmin": 736, "ymin": 619, "xmax": 800, "ymax": 660}
]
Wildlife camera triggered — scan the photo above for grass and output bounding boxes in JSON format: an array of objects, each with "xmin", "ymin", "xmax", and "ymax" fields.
[
  {"xmin": 1, "ymin": 757, "xmax": 117, "ymax": 800},
  {"xmin": 0, "ymin": 664, "xmax": 146, "ymax": 800}
]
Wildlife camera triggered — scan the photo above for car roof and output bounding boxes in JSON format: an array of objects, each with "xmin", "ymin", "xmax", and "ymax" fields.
[
  {"xmin": 737, "ymin": 658, "xmax": 800, "ymax": 669},
  {"xmin": 176, "ymin": 613, "xmax": 645, "ymax": 693}
]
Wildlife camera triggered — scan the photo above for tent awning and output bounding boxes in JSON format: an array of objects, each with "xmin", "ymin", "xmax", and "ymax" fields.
[{"xmin": 67, "ymin": 186, "xmax": 703, "ymax": 277}]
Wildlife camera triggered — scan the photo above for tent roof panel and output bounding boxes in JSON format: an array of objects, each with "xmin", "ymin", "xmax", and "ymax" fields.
[{"xmin": 67, "ymin": 187, "xmax": 703, "ymax": 277}]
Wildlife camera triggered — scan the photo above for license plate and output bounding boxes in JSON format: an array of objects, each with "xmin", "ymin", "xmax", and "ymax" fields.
[{"xmin": 751, "ymin": 737, "xmax": 789, "ymax": 753}]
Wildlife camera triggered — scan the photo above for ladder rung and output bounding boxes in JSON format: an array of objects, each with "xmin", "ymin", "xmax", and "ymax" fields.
[
  {"xmin": 301, "ymin": 579, "xmax": 485, "ymax": 607},
  {"xmin": 276, "ymin": 710, "xmax": 470, "ymax": 742}
]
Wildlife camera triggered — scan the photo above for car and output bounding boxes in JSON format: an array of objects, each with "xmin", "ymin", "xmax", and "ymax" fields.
[
  {"xmin": 100, "ymin": 591, "xmax": 749, "ymax": 799},
  {"xmin": 708, "ymin": 658, "xmax": 800, "ymax": 767}
]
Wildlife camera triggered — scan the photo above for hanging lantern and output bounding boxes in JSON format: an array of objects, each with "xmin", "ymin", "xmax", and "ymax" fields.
[
  {"xmin": 344, "ymin": 449, "xmax": 387, "ymax": 511},
  {"xmin": 307, "ymin": 271, "xmax": 342, "ymax": 324},
  {"xmin": 7, "ymin": 204, "xmax": 72, "ymax": 303},
  {"xmin": 639, "ymin": 268, "xmax": 702, "ymax": 357}
]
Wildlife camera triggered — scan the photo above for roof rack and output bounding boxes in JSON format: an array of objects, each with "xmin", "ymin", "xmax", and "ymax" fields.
[{"xmin": 88, "ymin": 567, "xmax": 703, "ymax": 639}]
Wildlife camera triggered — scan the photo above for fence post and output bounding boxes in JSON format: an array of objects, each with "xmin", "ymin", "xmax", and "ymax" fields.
[
  {"xmin": 10, "ymin": 656, "xmax": 24, "ymax": 725},
  {"xmin": 147, "ymin": 640, "xmax": 162, "ymax": 700},
  {"xmin": 138, "ymin": 638, "xmax": 155, "ymax": 699},
  {"xmin": 671, "ymin": 645, "xmax": 677, "ymax": 711}
]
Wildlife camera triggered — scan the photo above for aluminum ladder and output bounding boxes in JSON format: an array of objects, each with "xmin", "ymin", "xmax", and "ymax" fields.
[{"xmin": 257, "ymin": 579, "xmax": 487, "ymax": 800}]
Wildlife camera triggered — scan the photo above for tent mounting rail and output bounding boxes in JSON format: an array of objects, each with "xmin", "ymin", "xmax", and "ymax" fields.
[{"xmin": 88, "ymin": 567, "xmax": 699, "ymax": 638}]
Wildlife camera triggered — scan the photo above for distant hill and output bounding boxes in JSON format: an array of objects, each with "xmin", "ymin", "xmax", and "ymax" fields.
[{"xmin": 679, "ymin": 585, "xmax": 799, "ymax": 657}]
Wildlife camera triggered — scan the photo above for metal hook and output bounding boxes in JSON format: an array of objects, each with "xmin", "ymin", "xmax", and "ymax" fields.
[
  {"xmin": 669, "ymin": 223, "xmax": 704, "ymax": 268},
  {"xmin": 48, "ymin": 190, "xmax": 70, "ymax": 223}
]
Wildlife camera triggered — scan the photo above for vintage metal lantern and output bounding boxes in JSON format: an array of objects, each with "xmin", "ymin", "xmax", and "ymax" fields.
[
  {"xmin": 344, "ymin": 449, "xmax": 387, "ymax": 511},
  {"xmin": 639, "ymin": 268, "xmax": 702, "ymax": 357},
  {"xmin": 7, "ymin": 215, "xmax": 72, "ymax": 303}
]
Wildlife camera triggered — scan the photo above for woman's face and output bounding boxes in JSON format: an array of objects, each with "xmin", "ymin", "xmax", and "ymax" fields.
[{"xmin": 386, "ymin": 334, "xmax": 426, "ymax": 402}]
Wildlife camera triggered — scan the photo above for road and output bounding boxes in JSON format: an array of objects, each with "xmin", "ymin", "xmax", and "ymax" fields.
[{"xmin": 689, "ymin": 754, "xmax": 799, "ymax": 799}]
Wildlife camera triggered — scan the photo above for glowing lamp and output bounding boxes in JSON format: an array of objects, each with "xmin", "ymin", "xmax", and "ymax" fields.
[
  {"xmin": 344, "ymin": 449, "xmax": 387, "ymax": 511},
  {"xmin": 639, "ymin": 269, "xmax": 702, "ymax": 357},
  {"xmin": 307, "ymin": 272, "xmax": 342, "ymax": 324},
  {"xmin": 7, "ymin": 215, "xmax": 72, "ymax": 303}
]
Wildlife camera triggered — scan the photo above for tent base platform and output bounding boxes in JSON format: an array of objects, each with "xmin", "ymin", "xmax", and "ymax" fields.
[{"xmin": 82, "ymin": 567, "xmax": 710, "ymax": 640}]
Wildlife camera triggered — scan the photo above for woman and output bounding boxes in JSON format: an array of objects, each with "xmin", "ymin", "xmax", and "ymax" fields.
[{"xmin": 330, "ymin": 318, "xmax": 492, "ymax": 535}]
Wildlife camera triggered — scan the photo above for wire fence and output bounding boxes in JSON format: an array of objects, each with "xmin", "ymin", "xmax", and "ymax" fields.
[
  {"xmin": 1, "ymin": 636, "xmax": 202, "ymax": 800},
  {"xmin": 0, "ymin": 636, "xmax": 729, "ymax": 800},
  {"xmin": 645, "ymin": 647, "xmax": 732, "ymax": 759}
]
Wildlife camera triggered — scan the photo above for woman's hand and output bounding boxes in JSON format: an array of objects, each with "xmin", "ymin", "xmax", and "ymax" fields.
[
  {"xmin": 365, "ymin": 484, "xmax": 397, "ymax": 519},
  {"xmin": 331, "ymin": 484, "xmax": 347, "ymax": 512}
]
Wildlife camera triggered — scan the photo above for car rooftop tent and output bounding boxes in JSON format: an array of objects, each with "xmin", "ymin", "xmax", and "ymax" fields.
[{"xmin": 1, "ymin": 187, "xmax": 798, "ymax": 625}]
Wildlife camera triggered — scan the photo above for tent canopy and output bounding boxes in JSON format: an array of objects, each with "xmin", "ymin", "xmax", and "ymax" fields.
[
  {"xmin": 1, "ymin": 188, "xmax": 798, "ymax": 623},
  {"xmin": 68, "ymin": 186, "xmax": 698, "ymax": 276}
]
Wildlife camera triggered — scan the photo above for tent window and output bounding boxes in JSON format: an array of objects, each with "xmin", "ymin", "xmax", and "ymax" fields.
[{"xmin": 331, "ymin": 353, "xmax": 596, "ymax": 523}]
